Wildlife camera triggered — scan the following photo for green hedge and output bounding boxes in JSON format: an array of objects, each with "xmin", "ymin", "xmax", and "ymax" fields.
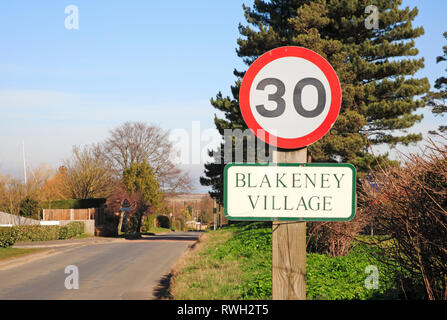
[
  {"xmin": 20, "ymin": 198, "xmax": 40, "ymax": 219},
  {"xmin": 156, "ymin": 215, "xmax": 171, "ymax": 229},
  {"xmin": 41, "ymin": 198, "xmax": 106, "ymax": 209},
  {"xmin": 0, "ymin": 222, "xmax": 85, "ymax": 247},
  {"xmin": 172, "ymin": 219, "xmax": 185, "ymax": 231},
  {"xmin": 0, "ymin": 228, "xmax": 18, "ymax": 248},
  {"xmin": 142, "ymin": 215, "xmax": 156, "ymax": 232},
  {"xmin": 59, "ymin": 223, "xmax": 85, "ymax": 239}
]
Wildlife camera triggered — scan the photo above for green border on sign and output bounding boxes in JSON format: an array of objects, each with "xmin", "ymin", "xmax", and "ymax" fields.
[{"xmin": 223, "ymin": 163, "xmax": 356, "ymax": 222}]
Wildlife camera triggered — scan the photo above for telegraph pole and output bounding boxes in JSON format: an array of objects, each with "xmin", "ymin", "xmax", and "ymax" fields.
[{"xmin": 22, "ymin": 139, "xmax": 27, "ymax": 185}]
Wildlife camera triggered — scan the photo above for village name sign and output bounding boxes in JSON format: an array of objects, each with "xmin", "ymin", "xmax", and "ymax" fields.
[{"xmin": 225, "ymin": 163, "xmax": 355, "ymax": 221}]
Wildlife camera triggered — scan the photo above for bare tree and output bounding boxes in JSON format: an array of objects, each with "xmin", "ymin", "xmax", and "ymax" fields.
[
  {"xmin": 0, "ymin": 175, "xmax": 24, "ymax": 215},
  {"xmin": 0, "ymin": 165, "xmax": 56, "ymax": 215},
  {"xmin": 102, "ymin": 122, "xmax": 191, "ymax": 192},
  {"xmin": 63, "ymin": 145, "xmax": 115, "ymax": 199},
  {"xmin": 24, "ymin": 164, "xmax": 56, "ymax": 202}
]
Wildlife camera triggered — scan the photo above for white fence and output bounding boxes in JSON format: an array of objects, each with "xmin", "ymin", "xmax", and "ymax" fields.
[{"xmin": 0, "ymin": 212, "xmax": 40, "ymax": 226}]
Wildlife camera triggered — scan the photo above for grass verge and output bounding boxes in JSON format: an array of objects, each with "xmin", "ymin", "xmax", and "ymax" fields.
[
  {"xmin": 169, "ymin": 222, "xmax": 271, "ymax": 300},
  {"xmin": 0, "ymin": 247, "xmax": 47, "ymax": 262},
  {"xmin": 146, "ymin": 227, "xmax": 173, "ymax": 234},
  {"xmin": 169, "ymin": 222, "xmax": 401, "ymax": 300},
  {"xmin": 72, "ymin": 233, "xmax": 92, "ymax": 240}
]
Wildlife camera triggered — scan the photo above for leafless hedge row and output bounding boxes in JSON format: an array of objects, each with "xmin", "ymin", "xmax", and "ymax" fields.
[
  {"xmin": 360, "ymin": 137, "xmax": 447, "ymax": 300},
  {"xmin": 306, "ymin": 137, "xmax": 446, "ymax": 299}
]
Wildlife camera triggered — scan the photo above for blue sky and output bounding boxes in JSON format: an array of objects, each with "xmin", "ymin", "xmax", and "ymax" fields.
[{"xmin": 0, "ymin": 0, "xmax": 446, "ymax": 191}]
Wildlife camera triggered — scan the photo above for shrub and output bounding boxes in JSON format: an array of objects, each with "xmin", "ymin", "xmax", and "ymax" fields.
[
  {"xmin": 360, "ymin": 137, "xmax": 447, "ymax": 299},
  {"xmin": 307, "ymin": 214, "xmax": 370, "ymax": 257},
  {"xmin": 156, "ymin": 215, "xmax": 170, "ymax": 229},
  {"xmin": 59, "ymin": 226, "xmax": 69, "ymax": 240},
  {"xmin": 0, "ymin": 222, "xmax": 85, "ymax": 245},
  {"xmin": 60, "ymin": 222, "xmax": 84, "ymax": 239},
  {"xmin": 306, "ymin": 195, "xmax": 372, "ymax": 257},
  {"xmin": 15, "ymin": 225, "xmax": 60, "ymax": 242},
  {"xmin": 19, "ymin": 197, "xmax": 40, "ymax": 219},
  {"xmin": 141, "ymin": 214, "xmax": 156, "ymax": 232},
  {"xmin": 172, "ymin": 219, "xmax": 184, "ymax": 231},
  {"xmin": 0, "ymin": 227, "xmax": 18, "ymax": 248},
  {"xmin": 41, "ymin": 198, "xmax": 106, "ymax": 209}
]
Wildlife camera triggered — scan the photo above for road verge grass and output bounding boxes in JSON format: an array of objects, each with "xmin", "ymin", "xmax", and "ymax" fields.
[
  {"xmin": 0, "ymin": 247, "xmax": 47, "ymax": 262},
  {"xmin": 169, "ymin": 222, "xmax": 400, "ymax": 300},
  {"xmin": 169, "ymin": 222, "xmax": 272, "ymax": 300}
]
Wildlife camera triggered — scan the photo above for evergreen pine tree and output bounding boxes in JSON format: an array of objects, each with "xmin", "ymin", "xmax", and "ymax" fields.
[
  {"xmin": 428, "ymin": 31, "xmax": 447, "ymax": 132},
  {"xmin": 201, "ymin": 0, "xmax": 429, "ymax": 201}
]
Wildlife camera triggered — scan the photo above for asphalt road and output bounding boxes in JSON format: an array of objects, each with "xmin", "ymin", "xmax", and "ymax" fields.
[{"xmin": 0, "ymin": 232, "xmax": 201, "ymax": 300}]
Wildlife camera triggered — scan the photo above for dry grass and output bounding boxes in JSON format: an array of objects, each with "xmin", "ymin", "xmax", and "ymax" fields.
[{"xmin": 169, "ymin": 229, "xmax": 246, "ymax": 300}]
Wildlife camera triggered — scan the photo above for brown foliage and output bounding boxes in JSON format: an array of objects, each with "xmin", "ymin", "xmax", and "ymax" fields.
[
  {"xmin": 307, "ymin": 213, "xmax": 370, "ymax": 257},
  {"xmin": 63, "ymin": 145, "xmax": 114, "ymax": 199},
  {"xmin": 41, "ymin": 166, "xmax": 71, "ymax": 200},
  {"xmin": 106, "ymin": 181, "xmax": 152, "ymax": 233},
  {"xmin": 360, "ymin": 137, "xmax": 447, "ymax": 300},
  {"xmin": 0, "ymin": 164, "xmax": 58, "ymax": 215}
]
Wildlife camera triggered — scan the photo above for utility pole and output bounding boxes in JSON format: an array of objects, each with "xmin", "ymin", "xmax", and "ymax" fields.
[
  {"xmin": 22, "ymin": 139, "xmax": 27, "ymax": 185},
  {"xmin": 183, "ymin": 201, "xmax": 186, "ymax": 231}
]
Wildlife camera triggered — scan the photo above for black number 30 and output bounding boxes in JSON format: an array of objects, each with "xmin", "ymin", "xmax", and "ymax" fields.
[{"xmin": 255, "ymin": 77, "xmax": 326, "ymax": 118}]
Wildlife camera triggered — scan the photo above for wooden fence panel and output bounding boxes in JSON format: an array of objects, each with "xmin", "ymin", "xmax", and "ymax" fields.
[
  {"xmin": 43, "ymin": 208, "xmax": 100, "ymax": 221},
  {"xmin": 74, "ymin": 209, "xmax": 90, "ymax": 220},
  {"xmin": 44, "ymin": 209, "xmax": 70, "ymax": 221}
]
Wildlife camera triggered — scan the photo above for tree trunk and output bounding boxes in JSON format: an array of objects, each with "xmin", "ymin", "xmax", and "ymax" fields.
[
  {"xmin": 137, "ymin": 212, "xmax": 143, "ymax": 233},
  {"xmin": 117, "ymin": 211, "xmax": 124, "ymax": 235}
]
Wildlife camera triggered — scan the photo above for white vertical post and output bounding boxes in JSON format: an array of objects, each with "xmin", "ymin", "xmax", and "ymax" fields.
[{"xmin": 22, "ymin": 139, "xmax": 27, "ymax": 185}]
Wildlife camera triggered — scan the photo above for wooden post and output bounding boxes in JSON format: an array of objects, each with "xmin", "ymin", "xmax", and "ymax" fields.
[
  {"xmin": 172, "ymin": 200, "xmax": 175, "ymax": 221},
  {"xmin": 117, "ymin": 211, "xmax": 124, "ymax": 235},
  {"xmin": 272, "ymin": 148, "xmax": 307, "ymax": 300}
]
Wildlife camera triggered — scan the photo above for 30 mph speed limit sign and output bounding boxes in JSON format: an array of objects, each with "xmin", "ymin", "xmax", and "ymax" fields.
[{"xmin": 239, "ymin": 46, "xmax": 342, "ymax": 149}]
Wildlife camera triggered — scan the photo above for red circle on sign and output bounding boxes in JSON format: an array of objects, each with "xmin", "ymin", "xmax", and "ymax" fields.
[{"xmin": 239, "ymin": 46, "xmax": 341, "ymax": 149}]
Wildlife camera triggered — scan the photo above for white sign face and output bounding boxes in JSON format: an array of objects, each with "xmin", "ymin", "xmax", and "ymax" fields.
[
  {"xmin": 239, "ymin": 46, "xmax": 342, "ymax": 149},
  {"xmin": 250, "ymin": 57, "xmax": 332, "ymax": 139},
  {"xmin": 224, "ymin": 164, "xmax": 356, "ymax": 221}
]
